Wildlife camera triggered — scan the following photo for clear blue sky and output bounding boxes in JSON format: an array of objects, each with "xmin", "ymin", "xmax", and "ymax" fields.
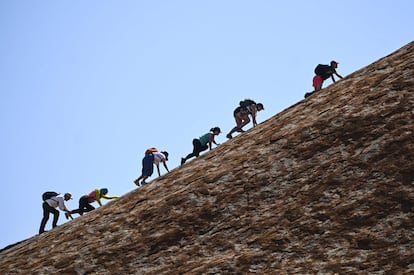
[{"xmin": 0, "ymin": 0, "xmax": 412, "ymax": 248}]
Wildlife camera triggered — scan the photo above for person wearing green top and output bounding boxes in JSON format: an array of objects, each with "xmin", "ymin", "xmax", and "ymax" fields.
[{"xmin": 181, "ymin": 127, "xmax": 221, "ymax": 165}]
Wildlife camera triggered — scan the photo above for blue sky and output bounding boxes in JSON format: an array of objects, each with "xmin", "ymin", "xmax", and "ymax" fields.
[{"xmin": 0, "ymin": 0, "xmax": 412, "ymax": 248}]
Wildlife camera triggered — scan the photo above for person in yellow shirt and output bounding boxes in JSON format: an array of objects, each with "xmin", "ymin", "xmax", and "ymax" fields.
[{"xmin": 67, "ymin": 188, "xmax": 117, "ymax": 218}]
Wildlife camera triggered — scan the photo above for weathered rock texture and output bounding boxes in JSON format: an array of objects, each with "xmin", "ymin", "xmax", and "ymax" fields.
[{"xmin": 1, "ymin": 41, "xmax": 413, "ymax": 274}]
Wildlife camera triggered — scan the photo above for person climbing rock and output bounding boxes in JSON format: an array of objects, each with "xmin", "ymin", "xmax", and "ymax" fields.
[
  {"xmin": 305, "ymin": 60, "xmax": 343, "ymax": 98},
  {"xmin": 226, "ymin": 99, "xmax": 264, "ymax": 139},
  {"xmin": 39, "ymin": 192, "xmax": 73, "ymax": 234},
  {"xmin": 181, "ymin": 127, "xmax": 221, "ymax": 165},
  {"xmin": 68, "ymin": 188, "xmax": 117, "ymax": 217},
  {"xmin": 134, "ymin": 149, "xmax": 170, "ymax": 187}
]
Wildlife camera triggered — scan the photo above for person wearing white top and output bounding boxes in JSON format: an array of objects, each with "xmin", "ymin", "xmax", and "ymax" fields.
[
  {"xmin": 134, "ymin": 150, "xmax": 170, "ymax": 187},
  {"xmin": 39, "ymin": 193, "xmax": 72, "ymax": 234},
  {"xmin": 153, "ymin": 151, "xmax": 170, "ymax": 177}
]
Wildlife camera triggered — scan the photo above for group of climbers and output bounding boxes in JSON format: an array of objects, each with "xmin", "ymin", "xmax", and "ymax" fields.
[
  {"xmin": 133, "ymin": 99, "xmax": 265, "ymax": 184},
  {"xmin": 39, "ymin": 60, "xmax": 343, "ymax": 234},
  {"xmin": 133, "ymin": 60, "xmax": 343, "ymax": 180},
  {"xmin": 179, "ymin": 99, "xmax": 265, "ymax": 165},
  {"xmin": 39, "ymin": 188, "xmax": 117, "ymax": 234}
]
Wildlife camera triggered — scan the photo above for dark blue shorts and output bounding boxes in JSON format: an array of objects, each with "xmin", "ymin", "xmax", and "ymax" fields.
[{"xmin": 142, "ymin": 154, "xmax": 154, "ymax": 176}]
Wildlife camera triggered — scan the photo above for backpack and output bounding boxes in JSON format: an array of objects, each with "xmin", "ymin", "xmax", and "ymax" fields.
[
  {"xmin": 42, "ymin": 191, "xmax": 59, "ymax": 201},
  {"xmin": 314, "ymin": 64, "xmax": 331, "ymax": 78},
  {"xmin": 239, "ymin": 99, "xmax": 256, "ymax": 108},
  {"xmin": 145, "ymin": 147, "xmax": 158, "ymax": 155}
]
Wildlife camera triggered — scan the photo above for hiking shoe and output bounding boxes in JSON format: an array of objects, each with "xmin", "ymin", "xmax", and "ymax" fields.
[
  {"xmin": 226, "ymin": 134, "xmax": 232, "ymax": 139},
  {"xmin": 304, "ymin": 92, "xmax": 313, "ymax": 98},
  {"xmin": 134, "ymin": 179, "xmax": 140, "ymax": 186},
  {"xmin": 181, "ymin": 158, "xmax": 186, "ymax": 165}
]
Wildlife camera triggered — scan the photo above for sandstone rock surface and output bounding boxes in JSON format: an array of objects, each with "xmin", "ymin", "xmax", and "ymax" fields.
[{"xmin": 1, "ymin": 41, "xmax": 413, "ymax": 274}]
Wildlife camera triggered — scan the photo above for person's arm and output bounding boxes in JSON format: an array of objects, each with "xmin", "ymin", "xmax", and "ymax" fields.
[
  {"xmin": 331, "ymin": 68, "xmax": 343, "ymax": 82},
  {"xmin": 102, "ymin": 195, "xmax": 118, "ymax": 200},
  {"xmin": 162, "ymin": 160, "xmax": 169, "ymax": 173},
  {"xmin": 251, "ymin": 106, "xmax": 258, "ymax": 126},
  {"xmin": 208, "ymin": 133, "xmax": 219, "ymax": 149},
  {"xmin": 334, "ymin": 71, "xmax": 343, "ymax": 79}
]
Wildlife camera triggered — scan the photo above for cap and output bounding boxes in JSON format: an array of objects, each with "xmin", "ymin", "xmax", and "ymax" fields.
[
  {"xmin": 100, "ymin": 188, "xmax": 108, "ymax": 195},
  {"xmin": 330, "ymin": 60, "xmax": 339, "ymax": 65},
  {"xmin": 257, "ymin": 103, "xmax": 264, "ymax": 110},
  {"xmin": 64, "ymin": 192, "xmax": 73, "ymax": 199}
]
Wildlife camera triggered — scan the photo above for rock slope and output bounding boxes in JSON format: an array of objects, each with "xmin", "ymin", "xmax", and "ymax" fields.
[{"xmin": 1, "ymin": 41, "xmax": 413, "ymax": 274}]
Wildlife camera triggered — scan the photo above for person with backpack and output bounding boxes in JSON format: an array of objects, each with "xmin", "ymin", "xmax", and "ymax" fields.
[
  {"xmin": 67, "ymin": 188, "xmax": 117, "ymax": 217},
  {"xmin": 39, "ymin": 192, "xmax": 73, "ymax": 234},
  {"xmin": 181, "ymin": 127, "xmax": 221, "ymax": 165},
  {"xmin": 226, "ymin": 100, "xmax": 264, "ymax": 139},
  {"xmin": 305, "ymin": 60, "xmax": 343, "ymax": 98},
  {"xmin": 134, "ymin": 149, "xmax": 170, "ymax": 187}
]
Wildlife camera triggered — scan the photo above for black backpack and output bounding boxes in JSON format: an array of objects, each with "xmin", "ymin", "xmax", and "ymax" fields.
[
  {"xmin": 42, "ymin": 191, "xmax": 59, "ymax": 201},
  {"xmin": 239, "ymin": 99, "xmax": 256, "ymax": 108},
  {"xmin": 314, "ymin": 64, "xmax": 331, "ymax": 79}
]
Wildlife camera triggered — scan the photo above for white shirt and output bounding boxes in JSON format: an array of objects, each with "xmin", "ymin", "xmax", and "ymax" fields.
[
  {"xmin": 153, "ymin": 152, "xmax": 166, "ymax": 166},
  {"xmin": 46, "ymin": 196, "xmax": 69, "ymax": 211}
]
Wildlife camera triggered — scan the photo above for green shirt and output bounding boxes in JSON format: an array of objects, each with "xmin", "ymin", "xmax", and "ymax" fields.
[{"xmin": 198, "ymin": 133, "xmax": 211, "ymax": 146}]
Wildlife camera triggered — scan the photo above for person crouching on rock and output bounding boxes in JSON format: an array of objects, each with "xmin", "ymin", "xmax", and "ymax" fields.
[
  {"xmin": 134, "ymin": 149, "xmax": 170, "ymax": 187},
  {"xmin": 67, "ymin": 188, "xmax": 117, "ymax": 218},
  {"xmin": 39, "ymin": 192, "xmax": 73, "ymax": 234},
  {"xmin": 181, "ymin": 127, "xmax": 221, "ymax": 165}
]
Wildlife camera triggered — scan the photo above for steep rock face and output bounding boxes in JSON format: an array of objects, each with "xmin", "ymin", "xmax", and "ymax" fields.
[{"xmin": 1, "ymin": 41, "xmax": 413, "ymax": 274}]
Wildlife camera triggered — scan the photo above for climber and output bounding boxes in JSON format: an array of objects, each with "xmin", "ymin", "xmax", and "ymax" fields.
[
  {"xmin": 226, "ymin": 99, "xmax": 264, "ymax": 139},
  {"xmin": 305, "ymin": 60, "xmax": 343, "ymax": 98},
  {"xmin": 39, "ymin": 192, "xmax": 73, "ymax": 234},
  {"xmin": 181, "ymin": 127, "xmax": 221, "ymax": 165},
  {"xmin": 134, "ymin": 149, "xmax": 170, "ymax": 187},
  {"xmin": 68, "ymin": 188, "xmax": 117, "ymax": 217}
]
